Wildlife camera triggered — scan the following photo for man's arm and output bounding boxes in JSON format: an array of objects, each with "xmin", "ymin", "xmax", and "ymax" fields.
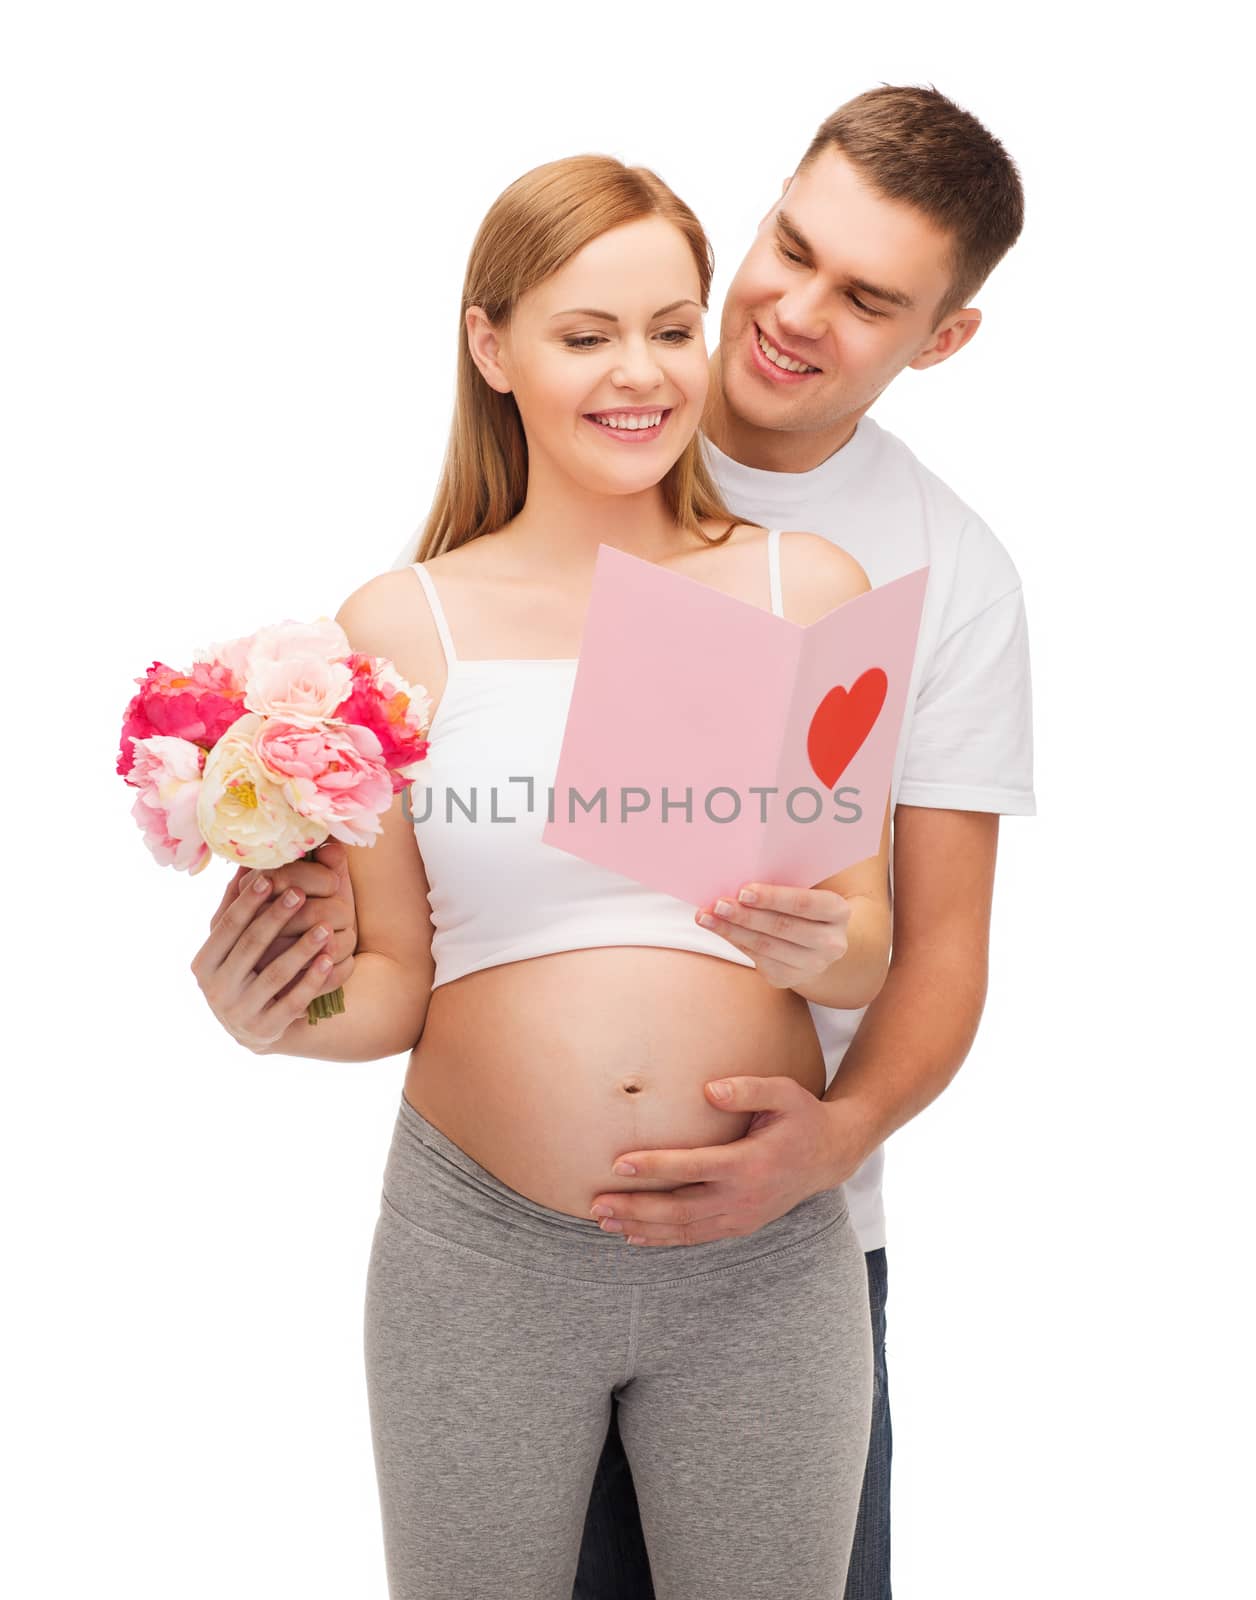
[{"xmin": 820, "ymin": 804, "xmax": 1000, "ymax": 1182}]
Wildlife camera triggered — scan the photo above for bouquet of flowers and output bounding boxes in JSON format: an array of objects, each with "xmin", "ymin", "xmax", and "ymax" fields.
[{"xmin": 117, "ymin": 617, "xmax": 431, "ymax": 1022}]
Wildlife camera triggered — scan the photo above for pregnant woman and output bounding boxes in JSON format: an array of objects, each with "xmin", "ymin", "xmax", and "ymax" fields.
[{"xmin": 196, "ymin": 154, "xmax": 891, "ymax": 1600}]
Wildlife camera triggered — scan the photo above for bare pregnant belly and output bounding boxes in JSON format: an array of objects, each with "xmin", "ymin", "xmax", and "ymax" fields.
[{"xmin": 401, "ymin": 946, "xmax": 827, "ymax": 1219}]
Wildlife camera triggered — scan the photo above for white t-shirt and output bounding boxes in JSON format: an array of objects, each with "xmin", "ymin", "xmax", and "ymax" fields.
[{"xmin": 703, "ymin": 415, "xmax": 1037, "ymax": 1253}]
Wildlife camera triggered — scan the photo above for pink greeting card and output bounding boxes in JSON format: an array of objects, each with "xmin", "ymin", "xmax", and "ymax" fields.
[{"xmin": 541, "ymin": 544, "xmax": 929, "ymax": 908}]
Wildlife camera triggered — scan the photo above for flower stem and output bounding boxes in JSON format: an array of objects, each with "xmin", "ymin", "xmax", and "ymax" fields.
[{"xmin": 306, "ymin": 986, "xmax": 346, "ymax": 1024}]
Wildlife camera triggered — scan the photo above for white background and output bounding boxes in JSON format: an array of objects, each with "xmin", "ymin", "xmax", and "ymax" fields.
[{"xmin": 4, "ymin": 2, "xmax": 1251, "ymax": 1595}]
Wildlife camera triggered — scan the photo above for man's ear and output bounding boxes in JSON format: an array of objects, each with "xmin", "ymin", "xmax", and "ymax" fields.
[
  {"xmin": 908, "ymin": 307, "xmax": 983, "ymax": 371},
  {"xmin": 465, "ymin": 305, "xmax": 513, "ymax": 395}
]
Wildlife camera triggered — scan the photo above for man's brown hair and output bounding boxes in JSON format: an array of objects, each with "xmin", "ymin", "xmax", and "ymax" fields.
[{"xmin": 797, "ymin": 84, "xmax": 1024, "ymax": 328}]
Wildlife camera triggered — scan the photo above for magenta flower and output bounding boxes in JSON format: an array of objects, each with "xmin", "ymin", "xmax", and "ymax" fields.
[{"xmin": 116, "ymin": 660, "xmax": 246, "ymax": 779}]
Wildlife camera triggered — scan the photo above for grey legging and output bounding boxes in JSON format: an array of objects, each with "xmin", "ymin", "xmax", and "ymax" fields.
[{"xmin": 363, "ymin": 1090, "xmax": 872, "ymax": 1599}]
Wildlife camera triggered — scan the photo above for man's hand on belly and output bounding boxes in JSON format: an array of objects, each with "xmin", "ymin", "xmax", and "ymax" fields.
[{"xmin": 587, "ymin": 1075, "xmax": 859, "ymax": 1247}]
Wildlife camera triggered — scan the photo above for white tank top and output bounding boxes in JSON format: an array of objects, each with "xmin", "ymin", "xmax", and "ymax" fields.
[{"xmin": 408, "ymin": 529, "xmax": 784, "ymax": 988}]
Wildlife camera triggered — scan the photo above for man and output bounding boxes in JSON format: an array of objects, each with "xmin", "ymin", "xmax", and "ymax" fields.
[{"xmin": 572, "ymin": 83, "xmax": 1036, "ymax": 1600}]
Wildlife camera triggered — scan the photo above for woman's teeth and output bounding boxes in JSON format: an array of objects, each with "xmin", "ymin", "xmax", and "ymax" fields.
[
  {"xmin": 589, "ymin": 410, "xmax": 665, "ymax": 430},
  {"xmin": 757, "ymin": 329, "xmax": 819, "ymax": 374}
]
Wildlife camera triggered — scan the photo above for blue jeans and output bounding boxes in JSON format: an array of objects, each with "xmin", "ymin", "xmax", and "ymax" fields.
[{"xmin": 571, "ymin": 1246, "xmax": 892, "ymax": 1599}]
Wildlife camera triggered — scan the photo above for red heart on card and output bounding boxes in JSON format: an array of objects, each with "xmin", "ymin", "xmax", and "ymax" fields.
[{"xmin": 806, "ymin": 668, "xmax": 888, "ymax": 789}]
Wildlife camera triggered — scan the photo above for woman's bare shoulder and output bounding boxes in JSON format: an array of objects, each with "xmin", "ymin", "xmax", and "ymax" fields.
[
  {"xmin": 332, "ymin": 565, "xmax": 453, "ymax": 714},
  {"xmin": 334, "ymin": 567, "xmax": 425, "ymax": 657},
  {"xmin": 778, "ymin": 529, "xmax": 871, "ymax": 624}
]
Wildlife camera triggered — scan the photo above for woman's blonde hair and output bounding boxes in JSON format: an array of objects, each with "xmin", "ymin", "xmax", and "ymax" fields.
[{"xmin": 410, "ymin": 154, "xmax": 756, "ymax": 563}]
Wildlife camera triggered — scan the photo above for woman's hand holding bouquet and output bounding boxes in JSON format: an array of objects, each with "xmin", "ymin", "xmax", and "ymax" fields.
[{"xmin": 118, "ymin": 616, "xmax": 430, "ymax": 1042}]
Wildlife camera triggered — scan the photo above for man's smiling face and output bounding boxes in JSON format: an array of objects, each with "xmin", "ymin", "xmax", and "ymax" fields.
[{"xmin": 714, "ymin": 145, "xmax": 978, "ymax": 455}]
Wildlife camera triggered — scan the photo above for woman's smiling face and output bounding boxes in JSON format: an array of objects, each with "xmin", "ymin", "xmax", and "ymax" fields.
[{"xmin": 466, "ymin": 215, "xmax": 710, "ymax": 499}]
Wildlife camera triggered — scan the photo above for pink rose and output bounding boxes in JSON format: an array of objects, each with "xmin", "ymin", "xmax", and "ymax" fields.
[
  {"xmin": 127, "ymin": 736, "xmax": 212, "ymax": 874},
  {"xmin": 256, "ymin": 718, "xmax": 394, "ymax": 847},
  {"xmin": 245, "ymin": 651, "xmax": 354, "ymax": 724}
]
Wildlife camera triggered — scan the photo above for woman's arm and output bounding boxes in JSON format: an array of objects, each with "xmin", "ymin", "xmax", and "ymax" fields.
[
  {"xmin": 250, "ymin": 573, "xmax": 438, "ymax": 1061},
  {"xmin": 253, "ymin": 948, "xmax": 428, "ymax": 1063}
]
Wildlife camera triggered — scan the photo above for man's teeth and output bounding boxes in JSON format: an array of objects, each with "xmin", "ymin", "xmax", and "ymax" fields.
[
  {"xmin": 757, "ymin": 330, "xmax": 818, "ymax": 373},
  {"xmin": 590, "ymin": 411, "xmax": 665, "ymax": 430}
]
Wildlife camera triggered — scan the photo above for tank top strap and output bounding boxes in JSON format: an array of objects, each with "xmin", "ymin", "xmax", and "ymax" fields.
[
  {"xmin": 767, "ymin": 527, "xmax": 784, "ymax": 618},
  {"xmin": 410, "ymin": 562, "xmax": 458, "ymax": 666}
]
